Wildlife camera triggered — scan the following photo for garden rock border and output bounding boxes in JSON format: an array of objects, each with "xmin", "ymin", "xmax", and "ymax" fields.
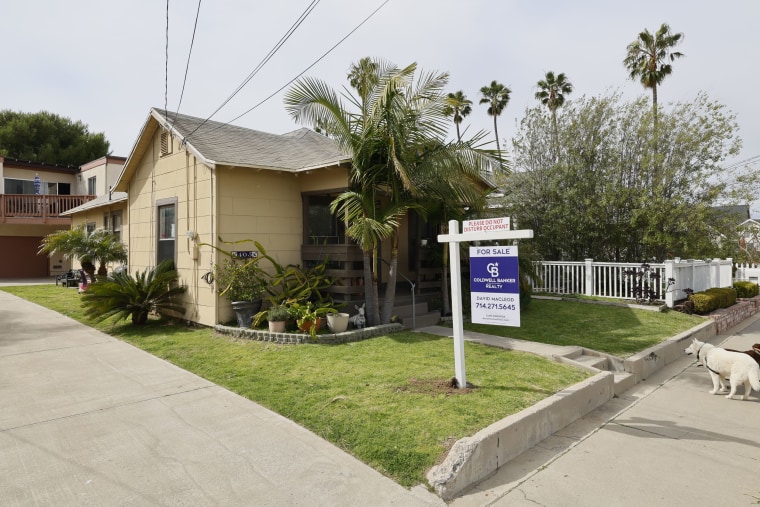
[{"xmin": 214, "ymin": 323, "xmax": 404, "ymax": 344}]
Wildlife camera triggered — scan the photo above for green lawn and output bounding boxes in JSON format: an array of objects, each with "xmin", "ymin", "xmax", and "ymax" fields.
[
  {"xmin": 1, "ymin": 285, "xmax": 702, "ymax": 486},
  {"xmin": 466, "ymin": 298, "xmax": 704, "ymax": 357}
]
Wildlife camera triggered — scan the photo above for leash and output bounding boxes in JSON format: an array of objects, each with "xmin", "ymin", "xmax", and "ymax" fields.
[{"xmin": 695, "ymin": 344, "xmax": 721, "ymax": 376}]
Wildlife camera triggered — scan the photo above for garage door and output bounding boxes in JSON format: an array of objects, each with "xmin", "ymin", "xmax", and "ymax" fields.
[{"xmin": 0, "ymin": 237, "xmax": 49, "ymax": 278}]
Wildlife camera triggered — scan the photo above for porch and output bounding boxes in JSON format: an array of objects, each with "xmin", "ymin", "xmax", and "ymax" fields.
[{"xmin": 1, "ymin": 194, "xmax": 96, "ymax": 224}]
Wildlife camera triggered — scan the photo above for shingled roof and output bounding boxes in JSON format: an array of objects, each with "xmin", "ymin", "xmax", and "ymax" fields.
[{"xmin": 155, "ymin": 108, "xmax": 349, "ymax": 171}]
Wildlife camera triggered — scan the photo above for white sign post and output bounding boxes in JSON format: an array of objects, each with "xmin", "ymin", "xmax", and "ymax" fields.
[{"xmin": 438, "ymin": 219, "xmax": 533, "ymax": 389}]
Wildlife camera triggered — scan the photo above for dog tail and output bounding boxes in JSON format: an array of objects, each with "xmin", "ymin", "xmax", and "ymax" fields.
[{"xmin": 750, "ymin": 364, "xmax": 760, "ymax": 392}]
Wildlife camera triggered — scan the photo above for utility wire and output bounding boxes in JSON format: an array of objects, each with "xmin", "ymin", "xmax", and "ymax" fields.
[
  {"xmin": 182, "ymin": 0, "xmax": 321, "ymax": 141},
  {"xmin": 164, "ymin": 0, "xmax": 170, "ymax": 117},
  {"xmin": 723, "ymin": 154, "xmax": 760, "ymax": 171},
  {"xmin": 207, "ymin": 0, "xmax": 390, "ymax": 134},
  {"xmin": 172, "ymin": 0, "xmax": 203, "ymax": 126}
]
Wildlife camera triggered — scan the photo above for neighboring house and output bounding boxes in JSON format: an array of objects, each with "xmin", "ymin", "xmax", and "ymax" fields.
[
  {"xmin": 102, "ymin": 108, "xmax": 451, "ymax": 327},
  {"xmin": 0, "ymin": 156, "xmax": 115, "ymax": 278},
  {"xmin": 738, "ymin": 218, "xmax": 760, "ymax": 255}
]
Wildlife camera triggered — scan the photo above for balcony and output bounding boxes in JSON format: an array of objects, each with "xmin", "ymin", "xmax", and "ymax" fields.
[{"xmin": 1, "ymin": 194, "xmax": 96, "ymax": 224}]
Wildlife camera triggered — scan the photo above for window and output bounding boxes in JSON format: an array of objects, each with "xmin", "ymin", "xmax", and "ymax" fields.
[
  {"xmin": 4, "ymin": 178, "xmax": 35, "ymax": 194},
  {"xmin": 306, "ymin": 195, "xmax": 342, "ymax": 244},
  {"xmin": 111, "ymin": 212, "xmax": 122, "ymax": 241},
  {"xmin": 86, "ymin": 222, "xmax": 96, "ymax": 235},
  {"xmin": 87, "ymin": 176, "xmax": 96, "ymax": 195},
  {"xmin": 157, "ymin": 201, "xmax": 176, "ymax": 266}
]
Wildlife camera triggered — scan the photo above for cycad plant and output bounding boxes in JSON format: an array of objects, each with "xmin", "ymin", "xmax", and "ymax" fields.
[{"xmin": 80, "ymin": 260, "xmax": 187, "ymax": 325}]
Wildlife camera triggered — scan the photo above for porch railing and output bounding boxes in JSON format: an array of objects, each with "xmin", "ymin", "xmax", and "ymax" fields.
[
  {"xmin": 531, "ymin": 258, "xmax": 735, "ymax": 308},
  {"xmin": 1, "ymin": 194, "xmax": 95, "ymax": 220}
]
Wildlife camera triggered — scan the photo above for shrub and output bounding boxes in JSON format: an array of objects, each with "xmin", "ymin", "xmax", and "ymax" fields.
[
  {"xmin": 80, "ymin": 260, "xmax": 187, "ymax": 325},
  {"xmin": 688, "ymin": 287, "xmax": 737, "ymax": 315},
  {"xmin": 214, "ymin": 257, "xmax": 267, "ymax": 302},
  {"xmin": 734, "ymin": 281, "xmax": 759, "ymax": 299}
]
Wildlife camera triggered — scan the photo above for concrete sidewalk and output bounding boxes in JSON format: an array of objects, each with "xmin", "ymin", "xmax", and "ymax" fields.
[
  {"xmin": 0, "ymin": 290, "xmax": 443, "ymax": 506},
  {"xmin": 451, "ymin": 313, "xmax": 760, "ymax": 506}
]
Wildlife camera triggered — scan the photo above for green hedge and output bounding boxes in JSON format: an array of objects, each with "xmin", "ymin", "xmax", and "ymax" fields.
[
  {"xmin": 733, "ymin": 281, "xmax": 759, "ymax": 299},
  {"xmin": 689, "ymin": 287, "xmax": 737, "ymax": 315}
]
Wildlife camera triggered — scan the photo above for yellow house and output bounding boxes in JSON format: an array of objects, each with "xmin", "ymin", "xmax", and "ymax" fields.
[{"xmin": 107, "ymin": 107, "xmax": 369, "ymax": 327}]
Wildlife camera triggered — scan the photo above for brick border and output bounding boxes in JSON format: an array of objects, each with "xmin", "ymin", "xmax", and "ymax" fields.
[{"xmin": 214, "ymin": 323, "xmax": 404, "ymax": 344}]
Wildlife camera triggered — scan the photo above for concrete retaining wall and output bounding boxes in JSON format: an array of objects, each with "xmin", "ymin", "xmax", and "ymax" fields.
[
  {"xmin": 623, "ymin": 320, "xmax": 715, "ymax": 382},
  {"xmin": 426, "ymin": 371, "xmax": 614, "ymax": 501}
]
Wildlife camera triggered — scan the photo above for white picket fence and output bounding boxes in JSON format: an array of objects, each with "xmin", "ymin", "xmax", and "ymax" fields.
[
  {"xmin": 734, "ymin": 262, "xmax": 760, "ymax": 283},
  {"xmin": 531, "ymin": 258, "xmax": 736, "ymax": 308}
]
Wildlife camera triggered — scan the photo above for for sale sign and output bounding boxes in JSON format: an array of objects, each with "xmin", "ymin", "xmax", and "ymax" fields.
[{"xmin": 469, "ymin": 245, "xmax": 520, "ymax": 326}]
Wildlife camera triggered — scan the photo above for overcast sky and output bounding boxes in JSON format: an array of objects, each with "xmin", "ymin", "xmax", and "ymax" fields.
[{"xmin": 3, "ymin": 0, "xmax": 759, "ymax": 213}]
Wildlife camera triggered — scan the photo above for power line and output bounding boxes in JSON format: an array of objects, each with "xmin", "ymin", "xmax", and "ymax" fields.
[
  {"xmin": 209, "ymin": 0, "xmax": 390, "ymax": 132},
  {"xmin": 183, "ymin": 0, "xmax": 321, "ymax": 141},
  {"xmin": 172, "ymin": 0, "xmax": 203, "ymax": 126},
  {"xmin": 164, "ymin": 0, "xmax": 170, "ymax": 116},
  {"xmin": 724, "ymin": 154, "xmax": 760, "ymax": 171}
]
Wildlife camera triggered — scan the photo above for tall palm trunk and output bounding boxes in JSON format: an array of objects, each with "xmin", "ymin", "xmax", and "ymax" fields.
[
  {"xmin": 381, "ymin": 233, "xmax": 400, "ymax": 324},
  {"xmin": 492, "ymin": 116, "xmax": 501, "ymax": 155},
  {"xmin": 361, "ymin": 248, "xmax": 376, "ymax": 326}
]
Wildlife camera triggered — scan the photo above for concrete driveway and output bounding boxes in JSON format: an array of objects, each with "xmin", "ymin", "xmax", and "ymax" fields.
[{"xmin": 0, "ymin": 290, "xmax": 442, "ymax": 506}]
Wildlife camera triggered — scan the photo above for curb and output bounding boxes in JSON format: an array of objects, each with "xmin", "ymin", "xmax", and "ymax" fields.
[
  {"xmin": 426, "ymin": 371, "xmax": 614, "ymax": 501},
  {"xmin": 426, "ymin": 318, "xmax": 720, "ymax": 501}
]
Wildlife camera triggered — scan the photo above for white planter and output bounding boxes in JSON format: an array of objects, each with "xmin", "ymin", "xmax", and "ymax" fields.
[
  {"xmin": 268, "ymin": 320, "xmax": 287, "ymax": 333},
  {"xmin": 326, "ymin": 312, "xmax": 350, "ymax": 333}
]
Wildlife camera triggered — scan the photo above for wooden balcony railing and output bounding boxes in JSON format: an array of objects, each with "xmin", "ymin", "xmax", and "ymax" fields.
[{"xmin": 1, "ymin": 194, "xmax": 96, "ymax": 222}]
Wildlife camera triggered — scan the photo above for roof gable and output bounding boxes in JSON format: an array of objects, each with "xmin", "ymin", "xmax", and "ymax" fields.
[{"xmin": 114, "ymin": 108, "xmax": 350, "ymax": 191}]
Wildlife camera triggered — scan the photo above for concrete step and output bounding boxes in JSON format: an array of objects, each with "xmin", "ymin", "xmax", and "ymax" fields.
[
  {"xmin": 400, "ymin": 312, "xmax": 441, "ymax": 330},
  {"xmin": 613, "ymin": 372, "xmax": 636, "ymax": 396},
  {"xmin": 391, "ymin": 302, "xmax": 430, "ymax": 318},
  {"xmin": 572, "ymin": 354, "xmax": 609, "ymax": 370}
]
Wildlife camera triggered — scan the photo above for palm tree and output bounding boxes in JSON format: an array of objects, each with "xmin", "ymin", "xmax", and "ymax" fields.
[
  {"xmin": 479, "ymin": 80, "xmax": 512, "ymax": 156},
  {"xmin": 535, "ymin": 71, "xmax": 573, "ymax": 151},
  {"xmin": 39, "ymin": 226, "xmax": 127, "ymax": 282},
  {"xmin": 285, "ymin": 58, "xmax": 501, "ymax": 325},
  {"xmin": 623, "ymin": 23, "xmax": 684, "ymax": 129},
  {"xmin": 443, "ymin": 90, "xmax": 472, "ymax": 141}
]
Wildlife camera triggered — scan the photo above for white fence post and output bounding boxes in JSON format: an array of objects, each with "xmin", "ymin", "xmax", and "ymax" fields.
[
  {"xmin": 584, "ymin": 259, "xmax": 593, "ymax": 296},
  {"xmin": 665, "ymin": 260, "xmax": 675, "ymax": 308}
]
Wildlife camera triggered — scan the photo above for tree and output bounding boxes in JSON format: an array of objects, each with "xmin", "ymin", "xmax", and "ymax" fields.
[
  {"xmin": 623, "ymin": 23, "xmax": 684, "ymax": 131},
  {"xmin": 0, "ymin": 110, "xmax": 110, "ymax": 165},
  {"xmin": 504, "ymin": 91, "xmax": 751, "ymax": 262},
  {"xmin": 479, "ymin": 80, "xmax": 511, "ymax": 156},
  {"xmin": 285, "ymin": 58, "xmax": 501, "ymax": 325},
  {"xmin": 39, "ymin": 226, "xmax": 127, "ymax": 282},
  {"xmin": 535, "ymin": 71, "xmax": 573, "ymax": 152},
  {"xmin": 443, "ymin": 90, "xmax": 472, "ymax": 141}
]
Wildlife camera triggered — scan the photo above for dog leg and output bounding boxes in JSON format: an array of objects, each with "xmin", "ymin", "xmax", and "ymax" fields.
[
  {"xmin": 741, "ymin": 380, "xmax": 751, "ymax": 401},
  {"xmin": 709, "ymin": 372, "xmax": 722, "ymax": 395},
  {"xmin": 725, "ymin": 377, "xmax": 738, "ymax": 399}
]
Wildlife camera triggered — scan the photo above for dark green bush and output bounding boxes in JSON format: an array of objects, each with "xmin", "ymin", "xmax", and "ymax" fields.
[
  {"xmin": 689, "ymin": 293, "xmax": 717, "ymax": 314},
  {"xmin": 689, "ymin": 287, "xmax": 737, "ymax": 314},
  {"xmin": 734, "ymin": 281, "xmax": 759, "ymax": 299}
]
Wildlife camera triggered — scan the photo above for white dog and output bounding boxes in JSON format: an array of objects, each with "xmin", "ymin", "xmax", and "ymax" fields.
[{"xmin": 685, "ymin": 338, "xmax": 760, "ymax": 400}]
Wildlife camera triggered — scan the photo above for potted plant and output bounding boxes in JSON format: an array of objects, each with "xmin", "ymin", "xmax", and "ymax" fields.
[
  {"xmin": 289, "ymin": 301, "xmax": 334, "ymax": 340},
  {"xmin": 215, "ymin": 258, "xmax": 267, "ymax": 327},
  {"xmin": 326, "ymin": 310, "xmax": 350, "ymax": 333},
  {"xmin": 266, "ymin": 304, "xmax": 291, "ymax": 333}
]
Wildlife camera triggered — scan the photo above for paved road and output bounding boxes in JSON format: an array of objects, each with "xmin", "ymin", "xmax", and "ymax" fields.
[
  {"xmin": 451, "ymin": 313, "xmax": 760, "ymax": 507},
  {"xmin": 0, "ymin": 289, "xmax": 443, "ymax": 506}
]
